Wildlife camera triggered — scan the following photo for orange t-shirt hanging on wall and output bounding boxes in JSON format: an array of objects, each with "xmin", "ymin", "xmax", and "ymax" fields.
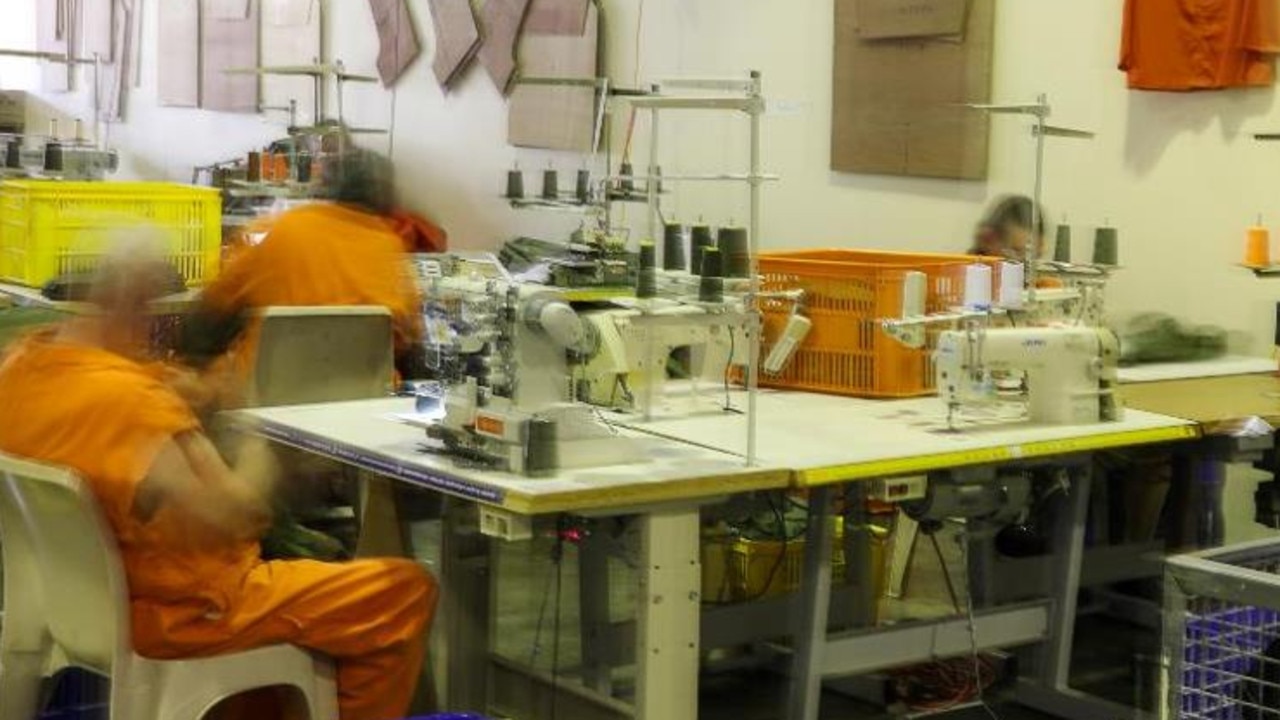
[{"xmin": 1120, "ymin": 0, "xmax": 1280, "ymax": 90}]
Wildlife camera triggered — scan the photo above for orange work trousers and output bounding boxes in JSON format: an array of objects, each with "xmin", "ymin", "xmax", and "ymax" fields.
[{"xmin": 132, "ymin": 558, "xmax": 437, "ymax": 720}]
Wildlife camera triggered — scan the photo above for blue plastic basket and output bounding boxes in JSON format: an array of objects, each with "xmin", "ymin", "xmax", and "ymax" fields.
[
  {"xmin": 1180, "ymin": 605, "xmax": 1280, "ymax": 718},
  {"xmin": 37, "ymin": 668, "xmax": 108, "ymax": 720}
]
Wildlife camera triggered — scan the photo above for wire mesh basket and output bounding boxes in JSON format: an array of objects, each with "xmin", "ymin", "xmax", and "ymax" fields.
[{"xmin": 1165, "ymin": 538, "xmax": 1280, "ymax": 719}]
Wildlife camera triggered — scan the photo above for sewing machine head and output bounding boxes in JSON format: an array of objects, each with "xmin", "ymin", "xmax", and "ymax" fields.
[
  {"xmin": 417, "ymin": 270, "xmax": 644, "ymax": 475},
  {"xmin": 935, "ymin": 325, "xmax": 1122, "ymax": 426}
]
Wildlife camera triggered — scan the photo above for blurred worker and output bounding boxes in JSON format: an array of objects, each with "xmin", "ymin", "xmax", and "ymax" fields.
[
  {"xmin": 0, "ymin": 237, "xmax": 436, "ymax": 720},
  {"xmin": 968, "ymin": 194, "xmax": 1047, "ymax": 261},
  {"xmin": 190, "ymin": 151, "xmax": 424, "ymax": 386}
]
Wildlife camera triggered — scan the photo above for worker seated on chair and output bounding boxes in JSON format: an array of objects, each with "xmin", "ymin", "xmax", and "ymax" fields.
[
  {"xmin": 0, "ymin": 236, "xmax": 437, "ymax": 720},
  {"xmin": 177, "ymin": 151, "xmax": 430, "ymax": 562},
  {"xmin": 182, "ymin": 150, "xmax": 426, "ymax": 389}
]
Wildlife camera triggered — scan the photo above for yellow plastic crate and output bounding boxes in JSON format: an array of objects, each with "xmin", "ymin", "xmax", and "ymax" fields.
[
  {"xmin": 730, "ymin": 521, "xmax": 887, "ymax": 601},
  {"xmin": 0, "ymin": 180, "xmax": 222, "ymax": 288}
]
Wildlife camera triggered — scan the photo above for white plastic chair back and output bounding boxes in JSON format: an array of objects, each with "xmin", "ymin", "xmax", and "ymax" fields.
[
  {"xmin": 0, "ymin": 453, "xmax": 126, "ymax": 672},
  {"xmin": 251, "ymin": 306, "xmax": 394, "ymax": 407}
]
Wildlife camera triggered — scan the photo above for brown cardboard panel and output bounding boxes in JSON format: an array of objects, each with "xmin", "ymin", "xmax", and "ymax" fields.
[
  {"xmin": 524, "ymin": 0, "xmax": 588, "ymax": 35},
  {"xmin": 855, "ymin": 0, "xmax": 968, "ymax": 40},
  {"xmin": 507, "ymin": 1, "xmax": 598, "ymax": 151},
  {"xmin": 831, "ymin": 0, "xmax": 993, "ymax": 180}
]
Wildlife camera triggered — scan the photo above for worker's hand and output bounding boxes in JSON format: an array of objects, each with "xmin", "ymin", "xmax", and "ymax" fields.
[
  {"xmin": 227, "ymin": 430, "xmax": 282, "ymax": 495},
  {"xmin": 140, "ymin": 429, "xmax": 278, "ymax": 542},
  {"xmin": 158, "ymin": 363, "xmax": 218, "ymax": 411}
]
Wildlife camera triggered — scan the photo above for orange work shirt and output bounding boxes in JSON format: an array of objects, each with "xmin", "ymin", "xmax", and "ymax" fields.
[
  {"xmin": 0, "ymin": 331, "xmax": 260, "ymax": 611},
  {"xmin": 203, "ymin": 202, "xmax": 423, "ymax": 380},
  {"xmin": 1120, "ymin": 0, "xmax": 1280, "ymax": 90}
]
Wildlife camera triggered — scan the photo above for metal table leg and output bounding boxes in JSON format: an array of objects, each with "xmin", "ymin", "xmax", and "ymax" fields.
[
  {"xmin": 579, "ymin": 528, "xmax": 614, "ymax": 696},
  {"xmin": 1042, "ymin": 466, "xmax": 1090, "ymax": 690},
  {"xmin": 843, "ymin": 484, "xmax": 876, "ymax": 628},
  {"xmin": 636, "ymin": 506, "xmax": 701, "ymax": 720},
  {"xmin": 435, "ymin": 498, "xmax": 493, "ymax": 713},
  {"xmin": 1016, "ymin": 464, "xmax": 1141, "ymax": 719},
  {"xmin": 785, "ymin": 486, "xmax": 834, "ymax": 720}
]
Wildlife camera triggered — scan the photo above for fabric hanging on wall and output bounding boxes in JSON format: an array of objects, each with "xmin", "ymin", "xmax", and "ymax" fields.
[
  {"xmin": 428, "ymin": 0, "xmax": 481, "ymax": 90},
  {"xmin": 158, "ymin": 0, "xmax": 200, "ymax": 107},
  {"xmin": 523, "ymin": 0, "xmax": 588, "ymax": 35},
  {"xmin": 1120, "ymin": 0, "xmax": 1280, "ymax": 90},
  {"xmin": 262, "ymin": 0, "xmax": 320, "ymax": 124},
  {"xmin": 479, "ymin": 0, "xmax": 533, "ymax": 95},
  {"xmin": 369, "ymin": 0, "xmax": 421, "ymax": 87},
  {"xmin": 199, "ymin": 0, "xmax": 261, "ymax": 113},
  {"xmin": 82, "ymin": 0, "xmax": 114, "ymax": 59},
  {"xmin": 37, "ymin": 0, "xmax": 74, "ymax": 92}
]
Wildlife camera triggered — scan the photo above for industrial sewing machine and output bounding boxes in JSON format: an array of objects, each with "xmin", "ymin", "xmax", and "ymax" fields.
[
  {"xmin": 934, "ymin": 325, "xmax": 1123, "ymax": 427},
  {"xmin": 577, "ymin": 301, "xmax": 740, "ymax": 415},
  {"xmin": 3, "ymin": 120, "xmax": 118, "ymax": 181},
  {"xmin": 412, "ymin": 268, "xmax": 645, "ymax": 475}
]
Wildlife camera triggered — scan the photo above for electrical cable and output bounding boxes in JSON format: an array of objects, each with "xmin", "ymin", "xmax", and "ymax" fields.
[
  {"xmin": 958, "ymin": 525, "xmax": 1002, "ymax": 720},
  {"xmin": 550, "ymin": 523, "xmax": 566, "ymax": 720},
  {"xmin": 723, "ymin": 327, "xmax": 741, "ymax": 413},
  {"xmin": 929, "ymin": 530, "xmax": 963, "ymax": 615}
]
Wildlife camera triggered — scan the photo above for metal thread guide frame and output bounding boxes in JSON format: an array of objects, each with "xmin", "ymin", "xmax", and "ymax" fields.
[{"xmin": 619, "ymin": 71, "xmax": 776, "ymax": 467}]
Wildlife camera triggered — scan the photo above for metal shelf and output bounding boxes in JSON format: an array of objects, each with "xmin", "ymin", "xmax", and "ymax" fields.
[{"xmin": 625, "ymin": 96, "xmax": 763, "ymax": 113}]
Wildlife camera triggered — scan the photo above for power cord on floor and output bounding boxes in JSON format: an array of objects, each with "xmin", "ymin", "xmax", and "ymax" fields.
[
  {"xmin": 899, "ymin": 523, "xmax": 1001, "ymax": 718},
  {"xmin": 526, "ymin": 521, "xmax": 568, "ymax": 720},
  {"xmin": 550, "ymin": 520, "xmax": 566, "ymax": 720},
  {"xmin": 956, "ymin": 522, "xmax": 1002, "ymax": 720}
]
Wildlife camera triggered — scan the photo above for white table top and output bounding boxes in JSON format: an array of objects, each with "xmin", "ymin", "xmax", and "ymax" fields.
[
  {"xmin": 621, "ymin": 391, "xmax": 1199, "ymax": 486},
  {"xmin": 0, "ymin": 282, "xmax": 198, "ymax": 314},
  {"xmin": 235, "ymin": 398, "xmax": 790, "ymax": 515},
  {"xmin": 1117, "ymin": 356, "xmax": 1276, "ymax": 384}
]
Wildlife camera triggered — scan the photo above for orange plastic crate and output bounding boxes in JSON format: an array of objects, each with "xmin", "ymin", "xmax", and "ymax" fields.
[{"xmin": 758, "ymin": 249, "xmax": 1001, "ymax": 398}]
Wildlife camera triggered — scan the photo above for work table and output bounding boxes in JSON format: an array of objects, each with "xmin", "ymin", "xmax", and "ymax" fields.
[{"xmin": 1121, "ymin": 371, "xmax": 1280, "ymax": 436}]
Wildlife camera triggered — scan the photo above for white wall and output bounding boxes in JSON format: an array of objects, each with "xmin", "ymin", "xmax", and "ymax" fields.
[
  {"xmin": 5, "ymin": 0, "xmax": 1278, "ymax": 537},
  {"xmin": 9, "ymin": 0, "xmax": 1280, "ymax": 351}
]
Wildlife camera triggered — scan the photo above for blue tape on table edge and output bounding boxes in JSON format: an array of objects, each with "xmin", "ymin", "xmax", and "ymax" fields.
[{"xmin": 256, "ymin": 421, "xmax": 506, "ymax": 505}]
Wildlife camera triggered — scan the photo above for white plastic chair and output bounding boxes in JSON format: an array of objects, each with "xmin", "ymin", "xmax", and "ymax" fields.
[
  {"xmin": 0, "ymin": 452, "xmax": 340, "ymax": 720},
  {"xmin": 250, "ymin": 305, "xmax": 394, "ymax": 408}
]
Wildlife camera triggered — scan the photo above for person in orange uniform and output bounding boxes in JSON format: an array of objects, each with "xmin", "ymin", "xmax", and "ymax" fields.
[
  {"xmin": 968, "ymin": 194, "xmax": 1046, "ymax": 261},
  {"xmin": 196, "ymin": 152, "xmax": 424, "ymax": 388},
  {"xmin": 0, "ymin": 239, "xmax": 436, "ymax": 720}
]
